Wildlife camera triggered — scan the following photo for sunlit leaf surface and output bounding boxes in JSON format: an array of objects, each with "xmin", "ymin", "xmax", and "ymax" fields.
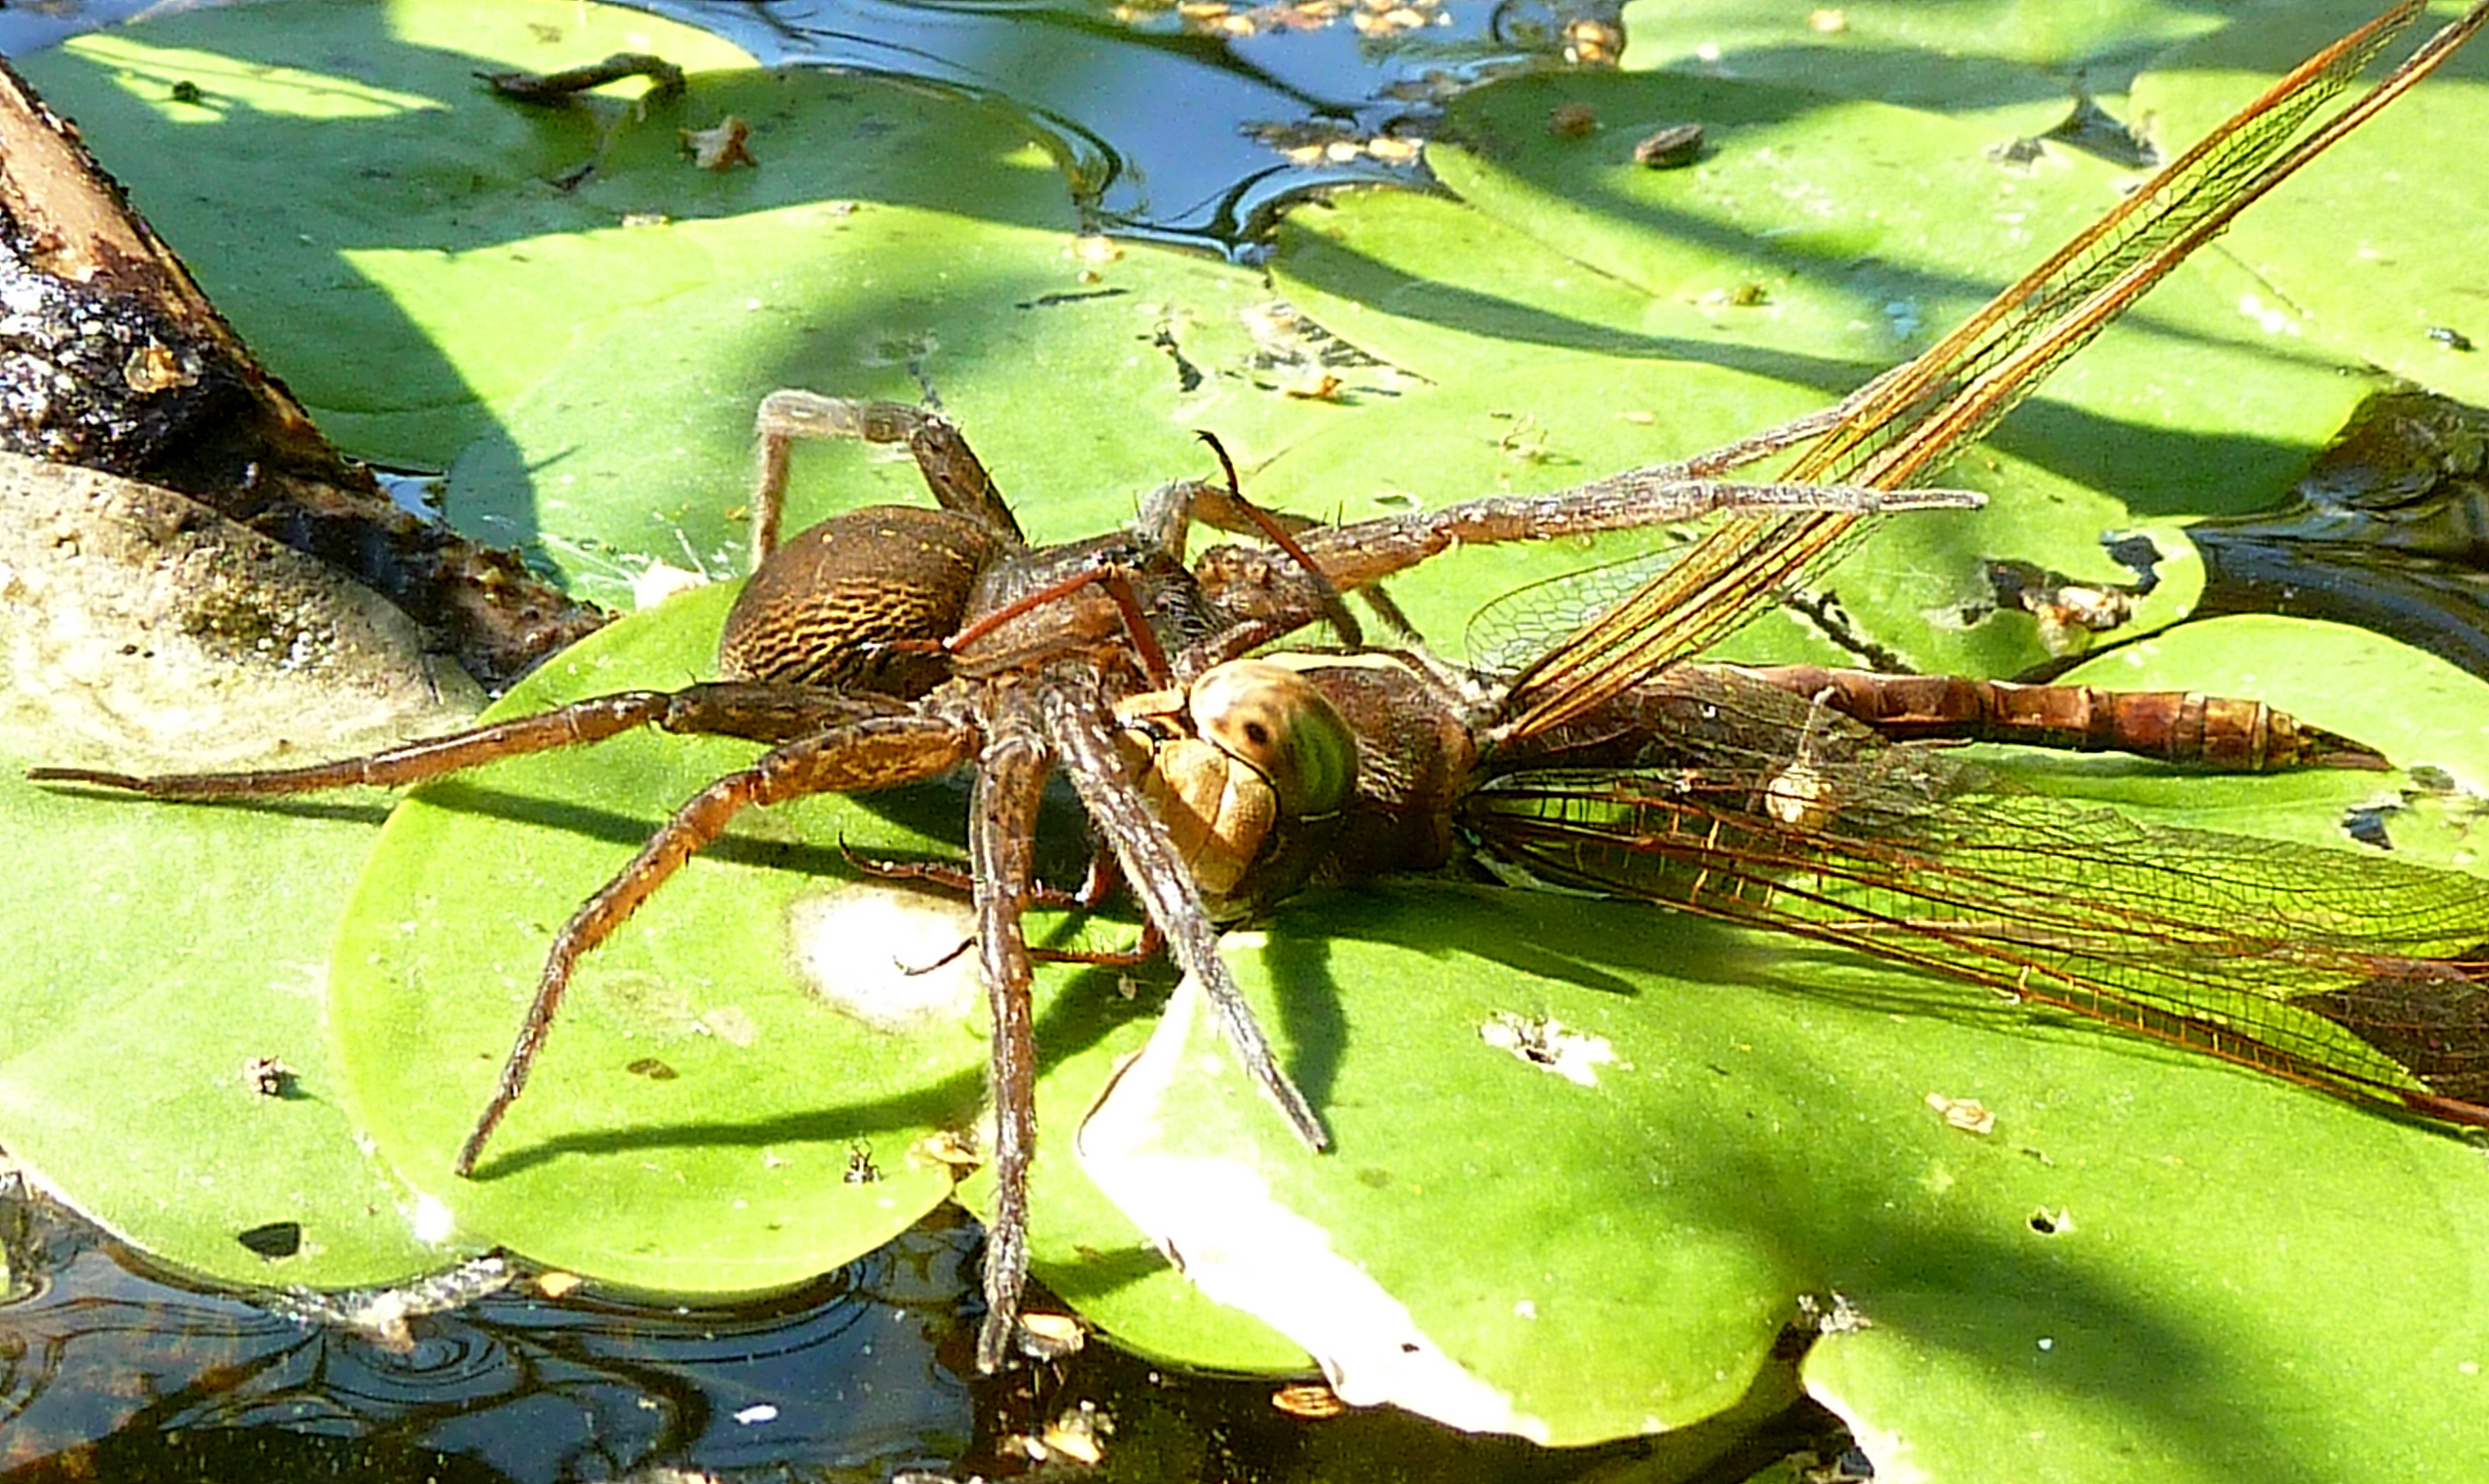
[{"xmin": 7, "ymin": 0, "xmax": 2489, "ymax": 1470}]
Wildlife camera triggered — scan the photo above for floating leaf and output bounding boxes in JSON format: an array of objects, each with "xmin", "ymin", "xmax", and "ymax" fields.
[
  {"xmin": 11, "ymin": 1, "xmax": 2489, "ymax": 1471},
  {"xmin": 327, "ymin": 585, "xmax": 985, "ymax": 1288},
  {"xmin": 0, "ymin": 458, "xmax": 482, "ymax": 1288}
]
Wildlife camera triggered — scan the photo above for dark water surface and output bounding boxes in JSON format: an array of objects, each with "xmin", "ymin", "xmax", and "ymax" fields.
[
  {"xmin": 1, "ymin": 1179, "xmax": 977, "ymax": 1479},
  {"xmin": 4, "ymin": 1172, "xmax": 1811, "ymax": 1481},
  {"xmin": 629, "ymin": 0, "xmax": 1574, "ymax": 248}
]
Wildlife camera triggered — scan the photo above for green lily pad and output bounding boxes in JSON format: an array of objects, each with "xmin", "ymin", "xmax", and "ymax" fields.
[
  {"xmin": 448, "ymin": 193, "xmax": 1315, "ymax": 608},
  {"xmin": 2135, "ymin": 0, "xmax": 2489, "ymax": 410},
  {"xmin": 13, "ymin": 1, "xmax": 1352, "ymax": 611},
  {"xmin": 1266, "ymin": 7, "xmax": 2489, "ymax": 685},
  {"xmin": 1615, "ymin": 0, "xmax": 2219, "ymax": 108},
  {"xmin": 17, "ymin": 1, "xmax": 759, "ymax": 465},
  {"xmin": 327, "ymin": 582, "xmax": 985, "ymax": 1287},
  {"xmin": 1072, "ymin": 860, "xmax": 2489, "ymax": 1461},
  {"xmin": 1055, "ymin": 614, "xmax": 2489, "ymax": 1456},
  {"xmin": 0, "ymin": 459, "xmax": 482, "ymax": 1288},
  {"xmin": 296, "ymin": 570, "xmax": 2489, "ymax": 1461},
  {"xmin": 11, "ymin": 0, "xmax": 2489, "ymax": 1468}
]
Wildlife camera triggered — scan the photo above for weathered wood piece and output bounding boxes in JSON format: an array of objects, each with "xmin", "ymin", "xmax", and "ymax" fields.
[{"xmin": 0, "ymin": 56, "xmax": 600, "ymax": 688}]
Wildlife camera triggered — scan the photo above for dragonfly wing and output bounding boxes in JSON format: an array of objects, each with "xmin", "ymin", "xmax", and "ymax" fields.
[
  {"xmin": 1464, "ymin": 681, "xmax": 2489, "ymax": 1123},
  {"xmin": 1498, "ymin": 0, "xmax": 2485, "ymax": 738}
]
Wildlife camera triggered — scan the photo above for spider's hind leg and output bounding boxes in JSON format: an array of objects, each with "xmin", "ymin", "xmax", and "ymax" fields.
[{"xmin": 25, "ymin": 682, "xmax": 908, "ymax": 800}]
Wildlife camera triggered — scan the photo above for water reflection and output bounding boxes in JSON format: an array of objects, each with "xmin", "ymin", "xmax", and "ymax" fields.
[
  {"xmin": 636, "ymin": 0, "xmax": 1609, "ymax": 248},
  {"xmin": 0, "ymin": 1179, "xmax": 976, "ymax": 1481}
]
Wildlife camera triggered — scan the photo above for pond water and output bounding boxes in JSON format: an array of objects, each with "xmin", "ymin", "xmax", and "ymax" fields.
[
  {"xmin": 633, "ymin": 0, "xmax": 1520, "ymax": 249},
  {"xmin": 0, "ymin": 0, "xmax": 1605, "ymax": 254},
  {"xmin": 4, "ymin": 1171, "xmax": 1841, "ymax": 1480}
]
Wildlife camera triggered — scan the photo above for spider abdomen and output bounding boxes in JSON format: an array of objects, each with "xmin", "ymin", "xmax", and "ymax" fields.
[{"xmin": 720, "ymin": 504, "xmax": 1002, "ymax": 698}]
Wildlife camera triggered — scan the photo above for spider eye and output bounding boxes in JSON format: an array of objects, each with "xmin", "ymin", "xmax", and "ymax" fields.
[{"xmin": 1185, "ymin": 660, "xmax": 1356, "ymax": 819}]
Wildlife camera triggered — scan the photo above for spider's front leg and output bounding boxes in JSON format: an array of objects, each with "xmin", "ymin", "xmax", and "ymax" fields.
[
  {"xmin": 1038, "ymin": 679, "xmax": 1325, "ymax": 1147},
  {"xmin": 750, "ymin": 391, "xmax": 1022, "ymax": 568},
  {"xmin": 963, "ymin": 687, "xmax": 1049, "ymax": 1372},
  {"xmin": 960, "ymin": 673, "xmax": 1328, "ymax": 1372},
  {"xmin": 1190, "ymin": 471, "xmax": 1985, "ymax": 651},
  {"xmin": 457, "ymin": 704, "xmax": 978, "ymax": 1175}
]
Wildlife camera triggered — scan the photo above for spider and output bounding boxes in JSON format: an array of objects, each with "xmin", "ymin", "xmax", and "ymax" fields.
[{"xmin": 29, "ymin": 388, "xmax": 1970, "ymax": 1369}]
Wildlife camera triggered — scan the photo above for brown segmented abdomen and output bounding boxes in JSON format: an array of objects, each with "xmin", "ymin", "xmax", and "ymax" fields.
[
  {"xmin": 718, "ymin": 505, "xmax": 1003, "ymax": 698},
  {"xmin": 1729, "ymin": 663, "xmax": 2387, "ymax": 771}
]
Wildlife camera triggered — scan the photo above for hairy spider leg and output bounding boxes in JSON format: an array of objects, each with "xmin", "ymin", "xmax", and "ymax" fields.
[
  {"xmin": 942, "ymin": 561, "xmax": 1180, "ymax": 686},
  {"xmin": 455, "ymin": 705, "xmax": 980, "ymax": 1175},
  {"xmin": 752, "ymin": 391, "xmax": 1024, "ymax": 566},
  {"xmin": 1190, "ymin": 474, "xmax": 1984, "ymax": 658},
  {"xmin": 1185, "ymin": 430, "xmax": 1369, "ymax": 649},
  {"xmin": 1038, "ymin": 680, "xmax": 1323, "ymax": 1147},
  {"xmin": 24, "ymin": 682, "xmax": 906, "ymax": 796},
  {"xmin": 964, "ymin": 686, "xmax": 1046, "ymax": 1371},
  {"xmin": 922, "ymin": 670, "xmax": 1328, "ymax": 1371}
]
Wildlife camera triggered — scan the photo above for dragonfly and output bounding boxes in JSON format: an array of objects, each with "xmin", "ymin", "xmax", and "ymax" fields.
[
  {"xmin": 26, "ymin": 0, "xmax": 2489, "ymax": 1369},
  {"xmin": 1115, "ymin": 1, "xmax": 2489, "ymax": 1130},
  {"xmin": 1126, "ymin": 645, "xmax": 2489, "ymax": 1130}
]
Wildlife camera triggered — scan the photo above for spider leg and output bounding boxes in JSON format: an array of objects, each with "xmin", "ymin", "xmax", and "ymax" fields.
[
  {"xmin": 455, "ymin": 706, "xmax": 976, "ymax": 1176},
  {"xmin": 25, "ymin": 682, "xmax": 910, "ymax": 798},
  {"xmin": 944, "ymin": 559, "xmax": 1182, "ymax": 688},
  {"xmin": 966, "ymin": 688, "xmax": 1048, "ymax": 1372},
  {"xmin": 1139, "ymin": 442, "xmax": 1366, "ymax": 650},
  {"xmin": 752, "ymin": 391, "xmax": 1021, "ymax": 568},
  {"xmin": 1189, "ymin": 472, "xmax": 1984, "ymax": 657},
  {"xmin": 1038, "ymin": 676, "xmax": 1326, "ymax": 1148}
]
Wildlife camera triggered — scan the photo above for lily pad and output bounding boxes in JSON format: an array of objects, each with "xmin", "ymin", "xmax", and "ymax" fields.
[
  {"xmin": 2135, "ymin": 0, "xmax": 2489, "ymax": 410},
  {"xmin": 447, "ymin": 191, "xmax": 1318, "ymax": 609},
  {"xmin": 1614, "ymin": 0, "xmax": 2220, "ymax": 108},
  {"xmin": 13, "ymin": 1, "xmax": 1352, "ymax": 611},
  {"xmin": 1071, "ymin": 861, "xmax": 2489, "ymax": 1463},
  {"xmin": 17, "ymin": 0, "xmax": 760, "ymax": 465},
  {"xmin": 1267, "ymin": 10, "xmax": 2489, "ymax": 680},
  {"xmin": 325, "ymin": 581, "xmax": 1001, "ymax": 1288},
  {"xmin": 0, "ymin": 459, "xmax": 481, "ymax": 1288}
]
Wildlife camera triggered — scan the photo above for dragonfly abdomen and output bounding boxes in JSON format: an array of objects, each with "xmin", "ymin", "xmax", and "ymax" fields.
[{"xmin": 1728, "ymin": 663, "xmax": 2384, "ymax": 771}]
